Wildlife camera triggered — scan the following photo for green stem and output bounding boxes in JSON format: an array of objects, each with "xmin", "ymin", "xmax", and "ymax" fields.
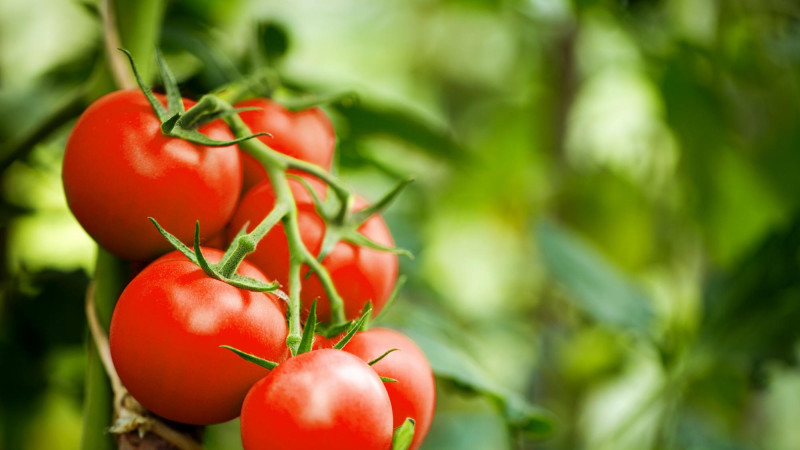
[
  {"xmin": 285, "ymin": 158, "xmax": 353, "ymax": 224},
  {"xmin": 221, "ymin": 107, "xmax": 348, "ymax": 347},
  {"xmin": 218, "ymin": 202, "xmax": 289, "ymax": 278},
  {"xmin": 176, "ymin": 95, "xmax": 224, "ymax": 129},
  {"xmin": 81, "ymin": 250, "xmax": 128, "ymax": 450}
]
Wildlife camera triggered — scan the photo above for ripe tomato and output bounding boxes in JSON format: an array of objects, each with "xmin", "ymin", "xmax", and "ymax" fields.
[
  {"xmin": 109, "ymin": 248, "xmax": 288, "ymax": 425},
  {"xmin": 226, "ymin": 175, "xmax": 399, "ymax": 323},
  {"xmin": 62, "ymin": 90, "xmax": 242, "ymax": 261},
  {"xmin": 341, "ymin": 328, "xmax": 436, "ymax": 450},
  {"xmin": 240, "ymin": 349, "xmax": 393, "ymax": 450},
  {"xmin": 236, "ymin": 98, "xmax": 335, "ymax": 191}
]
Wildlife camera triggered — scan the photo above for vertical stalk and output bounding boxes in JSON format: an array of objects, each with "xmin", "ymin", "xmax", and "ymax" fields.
[
  {"xmin": 81, "ymin": 249, "xmax": 128, "ymax": 450},
  {"xmin": 112, "ymin": 0, "xmax": 166, "ymax": 84}
]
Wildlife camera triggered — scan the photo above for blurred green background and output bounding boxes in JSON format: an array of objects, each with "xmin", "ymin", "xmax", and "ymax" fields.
[{"xmin": 2, "ymin": 0, "xmax": 800, "ymax": 448}]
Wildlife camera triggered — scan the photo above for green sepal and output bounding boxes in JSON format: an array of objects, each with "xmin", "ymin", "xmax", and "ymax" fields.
[
  {"xmin": 149, "ymin": 218, "xmax": 279, "ymax": 292},
  {"xmin": 160, "ymin": 113, "xmax": 180, "ymax": 134},
  {"xmin": 280, "ymin": 91, "xmax": 359, "ymax": 112},
  {"xmin": 343, "ymin": 230, "xmax": 413, "ymax": 258},
  {"xmin": 118, "ymin": 48, "xmax": 168, "ymax": 122},
  {"xmin": 351, "ymin": 177, "xmax": 414, "ymax": 225},
  {"xmin": 316, "ymin": 321, "xmax": 351, "ymax": 339},
  {"xmin": 371, "ymin": 275, "xmax": 406, "ymax": 325},
  {"xmin": 224, "ymin": 273, "xmax": 281, "ymax": 292},
  {"xmin": 220, "ymin": 345, "xmax": 277, "ymax": 370},
  {"xmin": 391, "ymin": 418, "xmax": 415, "ymax": 450},
  {"xmin": 191, "ymin": 107, "xmax": 266, "ymax": 129},
  {"xmin": 287, "ymin": 173, "xmax": 329, "ymax": 220},
  {"xmin": 368, "ymin": 348, "xmax": 398, "ymax": 366},
  {"xmin": 296, "ymin": 300, "xmax": 318, "ymax": 354},
  {"xmin": 193, "ymin": 221, "xmax": 217, "ymax": 275},
  {"xmin": 154, "ymin": 49, "xmax": 184, "ymax": 116},
  {"xmin": 148, "ymin": 217, "xmax": 197, "ymax": 264},
  {"xmin": 332, "ymin": 303, "xmax": 372, "ymax": 350},
  {"xmin": 381, "ymin": 377, "xmax": 398, "ymax": 383},
  {"xmin": 168, "ymin": 127, "xmax": 270, "ymax": 147}
]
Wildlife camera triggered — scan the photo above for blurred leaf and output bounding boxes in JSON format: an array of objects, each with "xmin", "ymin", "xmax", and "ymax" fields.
[
  {"xmin": 701, "ymin": 212, "xmax": 800, "ymax": 369},
  {"xmin": 258, "ymin": 21, "xmax": 290, "ymax": 64},
  {"xmin": 333, "ymin": 101, "xmax": 462, "ymax": 160},
  {"xmin": 404, "ymin": 329, "xmax": 555, "ymax": 437},
  {"xmin": 537, "ymin": 219, "xmax": 655, "ymax": 334}
]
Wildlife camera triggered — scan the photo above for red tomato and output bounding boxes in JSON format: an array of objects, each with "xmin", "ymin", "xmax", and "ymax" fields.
[
  {"xmin": 342, "ymin": 329, "xmax": 436, "ymax": 450},
  {"xmin": 240, "ymin": 349, "xmax": 393, "ymax": 450},
  {"xmin": 109, "ymin": 248, "xmax": 288, "ymax": 425},
  {"xmin": 236, "ymin": 98, "xmax": 335, "ymax": 191},
  {"xmin": 62, "ymin": 90, "xmax": 241, "ymax": 261},
  {"xmin": 226, "ymin": 175, "xmax": 399, "ymax": 323}
]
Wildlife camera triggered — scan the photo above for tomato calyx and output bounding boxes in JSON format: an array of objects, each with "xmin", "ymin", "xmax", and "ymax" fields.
[
  {"xmin": 290, "ymin": 173, "xmax": 414, "ymax": 268},
  {"xmin": 119, "ymin": 49, "xmax": 267, "ymax": 148},
  {"xmin": 149, "ymin": 219, "xmax": 285, "ymax": 295},
  {"xmin": 392, "ymin": 418, "xmax": 416, "ymax": 450}
]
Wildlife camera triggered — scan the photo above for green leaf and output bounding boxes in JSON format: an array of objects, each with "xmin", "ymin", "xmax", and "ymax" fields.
[
  {"xmin": 279, "ymin": 91, "xmax": 359, "ymax": 112},
  {"xmin": 220, "ymin": 345, "xmax": 277, "ymax": 370},
  {"xmin": 405, "ymin": 329, "xmax": 555, "ymax": 437},
  {"xmin": 331, "ymin": 100, "xmax": 461, "ymax": 160},
  {"xmin": 537, "ymin": 219, "xmax": 654, "ymax": 334},
  {"xmin": 392, "ymin": 418, "xmax": 415, "ymax": 450},
  {"xmin": 701, "ymin": 213, "xmax": 800, "ymax": 366},
  {"xmin": 381, "ymin": 376, "xmax": 398, "ymax": 383}
]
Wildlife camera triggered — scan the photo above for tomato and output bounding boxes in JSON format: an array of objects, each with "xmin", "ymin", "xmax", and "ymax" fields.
[
  {"xmin": 236, "ymin": 98, "xmax": 335, "ymax": 191},
  {"xmin": 62, "ymin": 90, "xmax": 242, "ymax": 261},
  {"xmin": 226, "ymin": 175, "xmax": 399, "ymax": 323},
  {"xmin": 240, "ymin": 349, "xmax": 393, "ymax": 450},
  {"xmin": 109, "ymin": 248, "xmax": 288, "ymax": 425},
  {"xmin": 340, "ymin": 329, "xmax": 436, "ymax": 450}
]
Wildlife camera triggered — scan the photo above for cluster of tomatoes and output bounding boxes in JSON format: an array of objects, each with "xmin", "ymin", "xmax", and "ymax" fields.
[{"xmin": 61, "ymin": 87, "xmax": 435, "ymax": 449}]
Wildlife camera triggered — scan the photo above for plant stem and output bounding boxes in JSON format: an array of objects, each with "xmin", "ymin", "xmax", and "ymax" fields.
[
  {"xmin": 81, "ymin": 250, "xmax": 127, "ymax": 450},
  {"xmin": 218, "ymin": 105, "xmax": 348, "ymax": 346}
]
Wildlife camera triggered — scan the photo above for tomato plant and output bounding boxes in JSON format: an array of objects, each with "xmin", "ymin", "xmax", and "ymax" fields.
[
  {"xmin": 62, "ymin": 90, "xmax": 242, "ymax": 261},
  {"xmin": 109, "ymin": 248, "xmax": 288, "ymax": 425},
  {"xmin": 236, "ymin": 98, "xmax": 335, "ymax": 191},
  {"xmin": 226, "ymin": 174, "xmax": 399, "ymax": 322},
  {"xmin": 341, "ymin": 328, "xmax": 436, "ymax": 450},
  {"xmin": 239, "ymin": 349, "xmax": 394, "ymax": 450}
]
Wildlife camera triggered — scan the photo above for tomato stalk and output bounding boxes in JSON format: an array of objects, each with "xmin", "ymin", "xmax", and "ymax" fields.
[{"xmin": 221, "ymin": 109, "xmax": 349, "ymax": 352}]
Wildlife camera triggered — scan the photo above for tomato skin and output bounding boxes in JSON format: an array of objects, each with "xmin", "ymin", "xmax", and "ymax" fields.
[
  {"xmin": 226, "ymin": 176, "xmax": 399, "ymax": 322},
  {"xmin": 240, "ymin": 349, "xmax": 393, "ymax": 450},
  {"xmin": 236, "ymin": 98, "xmax": 335, "ymax": 191},
  {"xmin": 62, "ymin": 90, "xmax": 242, "ymax": 261},
  {"xmin": 341, "ymin": 329, "xmax": 436, "ymax": 450},
  {"xmin": 109, "ymin": 248, "xmax": 288, "ymax": 425}
]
